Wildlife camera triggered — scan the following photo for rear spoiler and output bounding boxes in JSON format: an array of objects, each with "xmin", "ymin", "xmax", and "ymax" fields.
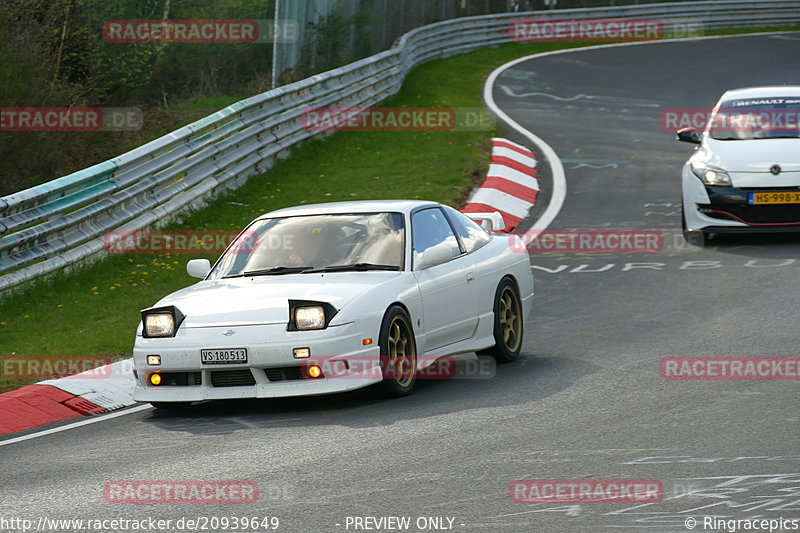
[{"xmin": 464, "ymin": 212, "xmax": 505, "ymax": 233}]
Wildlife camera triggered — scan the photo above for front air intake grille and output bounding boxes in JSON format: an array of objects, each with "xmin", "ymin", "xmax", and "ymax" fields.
[
  {"xmin": 264, "ymin": 366, "xmax": 304, "ymax": 382},
  {"xmin": 210, "ymin": 369, "xmax": 256, "ymax": 387},
  {"xmin": 703, "ymin": 204, "xmax": 800, "ymax": 224}
]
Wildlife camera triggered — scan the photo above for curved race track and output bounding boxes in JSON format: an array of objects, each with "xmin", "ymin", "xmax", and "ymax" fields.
[{"xmin": 2, "ymin": 33, "xmax": 800, "ymax": 533}]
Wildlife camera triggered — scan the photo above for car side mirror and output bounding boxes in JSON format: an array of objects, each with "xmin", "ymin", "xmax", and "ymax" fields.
[
  {"xmin": 417, "ymin": 243, "xmax": 454, "ymax": 270},
  {"xmin": 676, "ymin": 127, "xmax": 701, "ymax": 144},
  {"xmin": 186, "ymin": 259, "xmax": 211, "ymax": 279}
]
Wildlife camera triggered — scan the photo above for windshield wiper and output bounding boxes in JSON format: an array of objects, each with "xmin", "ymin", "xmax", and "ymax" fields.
[
  {"xmin": 306, "ymin": 263, "xmax": 401, "ymax": 273},
  {"xmin": 225, "ymin": 266, "xmax": 312, "ymax": 278}
]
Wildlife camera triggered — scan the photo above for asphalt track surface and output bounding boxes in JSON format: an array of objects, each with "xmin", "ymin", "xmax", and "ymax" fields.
[{"xmin": 2, "ymin": 33, "xmax": 800, "ymax": 533}]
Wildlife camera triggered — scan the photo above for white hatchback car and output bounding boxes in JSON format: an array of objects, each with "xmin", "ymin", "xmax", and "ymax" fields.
[
  {"xmin": 132, "ymin": 200, "xmax": 533, "ymax": 408},
  {"xmin": 677, "ymin": 86, "xmax": 800, "ymax": 243}
]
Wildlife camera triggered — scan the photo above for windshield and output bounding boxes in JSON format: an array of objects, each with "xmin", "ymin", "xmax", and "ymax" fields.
[
  {"xmin": 709, "ymin": 96, "xmax": 800, "ymax": 140},
  {"xmin": 209, "ymin": 212, "xmax": 405, "ymax": 279}
]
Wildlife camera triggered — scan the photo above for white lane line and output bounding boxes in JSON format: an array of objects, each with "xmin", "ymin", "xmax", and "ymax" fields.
[
  {"xmin": 498, "ymin": 86, "xmax": 661, "ymax": 107},
  {"xmin": 0, "ymin": 404, "xmax": 152, "ymax": 447},
  {"xmin": 483, "ymin": 30, "xmax": 800, "ymax": 240},
  {"xmin": 484, "ymin": 51, "xmax": 567, "ymax": 236}
]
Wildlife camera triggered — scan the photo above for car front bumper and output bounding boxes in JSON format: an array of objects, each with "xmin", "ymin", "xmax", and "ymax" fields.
[
  {"xmin": 132, "ymin": 321, "xmax": 382, "ymax": 402},
  {"xmin": 682, "ymin": 169, "xmax": 800, "ymax": 232}
]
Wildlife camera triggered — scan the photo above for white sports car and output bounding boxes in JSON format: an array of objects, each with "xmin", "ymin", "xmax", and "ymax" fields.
[
  {"xmin": 678, "ymin": 86, "xmax": 800, "ymax": 243},
  {"xmin": 132, "ymin": 200, "xmax": 533, "ymax": 408}
]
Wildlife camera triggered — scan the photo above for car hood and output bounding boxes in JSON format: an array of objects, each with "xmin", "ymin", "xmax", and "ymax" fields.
[
  {"xmin": 692, "ymin": 138, "xmax": 800, "ymax": 187},
  {"xmin": 697, "ymin": 138, "xmax": 800, "ymax": 173},
  {"xmin": 152, "ymin": 272, "xmax": 400, "ymax": 327}
]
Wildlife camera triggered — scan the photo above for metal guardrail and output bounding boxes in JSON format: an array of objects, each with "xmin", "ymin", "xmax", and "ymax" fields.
[{"xmin": 1, "ymin": 0, "xmax": 799, "ymax": 294}]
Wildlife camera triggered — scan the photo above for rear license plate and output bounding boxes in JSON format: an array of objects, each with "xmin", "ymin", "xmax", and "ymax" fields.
[
  {"xmin": 201, "ymin": 348, "xmax": 247, "ymax": 364},
  {"xmin": 749, "ymin": 191, "xmax": 800, "ymax": 205}
]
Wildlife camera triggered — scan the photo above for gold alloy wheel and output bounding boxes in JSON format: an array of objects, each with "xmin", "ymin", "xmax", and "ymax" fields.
[
  {"xmin": 498, "ymin": 286, "xmax": 522, "ymax": 352},
  {"xmin": 386, "ymin": 314, "xmax": 416, "ymax": 388}
]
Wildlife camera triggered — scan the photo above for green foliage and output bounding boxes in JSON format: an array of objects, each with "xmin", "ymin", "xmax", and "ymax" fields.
[{"xmin": 74, "ymin": 0, "xmax": 275, "ymax": 102}]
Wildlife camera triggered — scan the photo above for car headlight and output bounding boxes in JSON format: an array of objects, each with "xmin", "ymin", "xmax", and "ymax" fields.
[
  {"xmin": 295, "ymin": 306, "xmax": 325, "ymax": 330},
  {"xmin": 289, "ymin": 300, "xmax": 337, "ymax": 331},
  {"xmin": 140, "ymin": 306, "xmax": 185, "ymax": 338},
  {"xmin": 691, "ymin": 164, "xmax": 731, "ymax": 186}
]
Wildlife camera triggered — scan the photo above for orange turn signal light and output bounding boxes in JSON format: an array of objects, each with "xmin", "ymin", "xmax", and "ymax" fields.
[
  {"xmin": 149, "ymin": 373, "xmax": 162, "ymax": 386},
  {"xmin": 362, "ymin": 338, "xmax": 373, "ymax": 346},
  {"xmin": 308, "ymin": 365, "xmax": 322, "ymax": 378}
]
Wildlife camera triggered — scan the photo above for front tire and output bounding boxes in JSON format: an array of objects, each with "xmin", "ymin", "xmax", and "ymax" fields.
[
  {"xmin": 378, "ymin": 306, "xmax": 417, "ymax": 397},
  {"xmin": 478, "ymin": 277, "xmax": 523, "ymax": 363}
]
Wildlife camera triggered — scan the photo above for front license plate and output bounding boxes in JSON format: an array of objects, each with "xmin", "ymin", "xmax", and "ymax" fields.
[
  {"xmin": 201, "ymin": 348, "xmax": 247, "ymax": 364},
  {"xmin": 749, "ymin": 191, "xmax": 800, "ymax": 205}
]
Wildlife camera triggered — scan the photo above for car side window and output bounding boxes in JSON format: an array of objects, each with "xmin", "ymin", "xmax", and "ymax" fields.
[
  {"xmin": 411, "ymin": 208, "xmax": 461, "ymax": 265},
  {"xmin": 442, "ymin": 206, "xmax": 491, "ymax": 253}
]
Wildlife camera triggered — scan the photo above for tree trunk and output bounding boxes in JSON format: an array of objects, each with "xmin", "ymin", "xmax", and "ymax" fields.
[{"xmin": 51, "ymin": 0, "xmax": 72, "ymax": 90}]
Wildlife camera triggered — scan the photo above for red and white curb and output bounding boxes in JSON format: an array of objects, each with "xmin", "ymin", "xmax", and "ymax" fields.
[
  {"xmin": 461, "ymin": 138, "xmax": 539, "ymax": 232},
  {"xmin": 0, "ymin": 360, "xmax": 136, "ymax": 435}
]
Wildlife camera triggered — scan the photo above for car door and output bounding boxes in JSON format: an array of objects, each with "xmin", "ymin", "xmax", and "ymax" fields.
[{"xmin": 411, "ymin": 207, "xmax": 478, "ymax": 351}]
